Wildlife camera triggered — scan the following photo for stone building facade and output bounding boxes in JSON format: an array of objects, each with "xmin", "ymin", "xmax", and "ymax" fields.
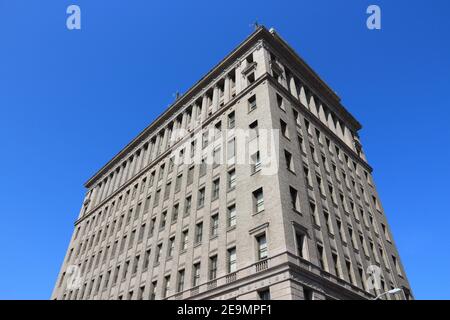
[{"xmin": 51, "ymin": 27, "xmax": 412, "ymax": 300}]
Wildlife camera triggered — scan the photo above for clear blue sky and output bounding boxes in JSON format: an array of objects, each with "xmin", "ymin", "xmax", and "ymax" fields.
[{"xmin": 0, "ymin": 0, "xmax": 449, "ymax": 300}]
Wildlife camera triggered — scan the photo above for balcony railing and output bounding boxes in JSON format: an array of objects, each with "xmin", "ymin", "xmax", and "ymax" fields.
[{"xmin": 255, "ymin": 259, "xmax": 268, "ymax": 272}]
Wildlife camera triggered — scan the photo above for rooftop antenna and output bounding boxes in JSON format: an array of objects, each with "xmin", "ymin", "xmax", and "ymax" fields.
[
  {"xmin": 250, "ymin": 20, "xmax": 260, "ymax": 31},
  {"xmin": 173, "ymin": 91, "xmax": 181, "ymax": 101}
]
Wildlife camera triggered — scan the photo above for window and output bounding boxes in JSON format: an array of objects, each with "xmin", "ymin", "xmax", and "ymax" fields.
[
  {"xmin": 210, "ymin": 214, "xmax": 219, "ymax": 237},
  {"xmin": 154, "ymin": 189, "xmax": 161, "ymax": 207},
  {"xmin": 144, "ymin": 195, "xmax": 151, "ymax": 212},
  {"xmin": 209, "ymin": 255, "xmax": 218, "ymax": 280},
  {"xmin": 228, "ymin": 169, "xmax": 236, "ymax": 189},
  {"xmin": 132, "ymin": 255, "xmax": 140, "ymax": 275},
  {"xmin": 228, "ymin": 247, "xmax": 237, "ymax": 273},
  {"xmin": 177, "ymin": 270, "xmax": 185, "ymax": 292},
  {"xmin": 160, "ymin": 211, "xmax": 167, "ymax": 229},
  {"xmin": 253, "ymin": 188, "xmax": 264, "ymax": 213},
  {"xmin": 138, "ymin": 223, "xmax": 145, "ymax": 243},
  {"xmin": 258, "ymin": 289, "xmax": 271, "ymax": 300},
  {"xmin": 164, "ymin": 182, "xmax": 171, "ymax": 200},
  {"xmin": 290, "ymin": 186, "xmax": 300, "ymax": 212},
  {"xmin": 304, "ymin": 166, "xmax": 312, "ymax": 187},
  {"xmin": 202, "ymin": 132, "xmax": 209, "ymax": 149},
  {"xmin": 172, "ymin": 204, "xmax": 179, "ymax": 222},
  {"xmin": 149, "ymin": 217, "xmax": 156, "ymax": 237},
  {"xmin": 251, "ymin": 151, "xmax": 261, "ymax": 173},
  {"xmin": 192, "ymin": 263, "xmax": 201, "ymax": 287},
  {"xmin": 158, "ymin": 164, "xmax": 165, "ymax": 181},
  {"xmin": 309, "ymin": 201, "xmax": 319, "ymax": 226},
  {"xmin": 331, "ymin": 252, "xmax": 342, "ymax": 278},
  {"xmin": 150, "ymin": 281, "xmax": 157, "ymax": 300},
  {"xmin": 199, "ymin": 157, "xmax": 207, "ymax": 176},
  {"xmin": 227, "ymin": 204, "xmax": 236, "ymax": 228},
  {"xmin": 227, "ymin": 138, "xmax": 236, "ymax": 160},
  {"xmin": 280, "ymin": 119, "xmax": 289, "ymax": 139},
  {"xmin": 214, "ymin": 121, "xmax": 222, "ymax": 139},
  {"xmin": 293, "ymin": 109, "xmax": 301, "ymax": 126},
  {"xmin": 285, "ymin": 150, "xmax": 294, "ymax": 172},
  {"xmin": 249, "ymin": 120, "xmax": 259, "ymax": 140},
  {"xmin": 276, "ymin": 93, "xmax": 284, "ymax": 110},
  {"xmin": 324, "ymin": 210, "xmax": 332, "ymax": 234},
  {"xmin": 317, "ymin": 244, "xmax": 326, "ymax": 271},
  {"xmin": 212, "ymin": 178, "xmax": 220, "ymax": 200},
  {"xmin": 303, "ymin": 287, "xmax": 313, "ymax": 300},
  {"xmin": 213, "ymin": 147, "xmax": 221, "ymax": 168},
  {"xmin": 248, "ymin": 95, "xmax": 257, "ymax": 112},
  {"xmin": 346, "ymin": 260, "xmax": 356, "ymax": 285},
  {"xmin": 382, "ymin": 223, "xmax": 391, "ymax": 242},
  {"xmin": 184, "ymin": 196, "xmax": 192, "ymax": 215},
  {"xmin": 163, "ymin": 276, "xmax": 170, "ymax": 298},
  {"xmin": 392, "ymin": 255, "xmax": 402, "ymax": 276},
  {"xmin": 140, "ymin": 178, "xmax": 147, "ymax": 193},
  {"xmin": 257, "ymin": 234, "xmax": 268, "ymax": 260},
  {"xmin": 228, "ymin": 112, "xmax": 235, "ymax": 129},
  {"xmin": 155, "ymin": 244, "xmax": 162, "ymax": 264},
  {"xmin": 296, "ymin": 232, "xmax": 307, "ymax": 259},
  {"xmin": 187, "ymin": 166, "xmax": 194, "ymax": 185},
  {"xmin": 175, "ymin": 174, "xmax": 182, "ymax": 192},
  {"xmin": 168, "ymin": 237, "xmax": 175, "ymax": 257},
  {"xmin": 190, "ymin": 140, "xmax": 196, "ymax": 158},
  {"xmin": 195, "ymin": 222, "xmax": 203, "ymax": 244},
  {"xmin": 143, "ymin": 249, "xmax": 151, "ymax": 270},
  {"xmin": 316, "ymin": 175, "xmax": 324, "ymax": 195},
  {"xmin": 168, "ymin": 157, "xmax": 174, "ymax": 173},
  {"xmin": 137, "ymin": 285, "xmax": 145, "ymax": 300},
  {"xmin": 197, "ymin": 187, "xmax": 205, "ymax": 208},
  {"xmin": 247, "ymin": 72, "xmax": 255, "ymax": 85},
  {"xmin": 181, "ymin": 230, "xmax": 188, "ymax": 251}
]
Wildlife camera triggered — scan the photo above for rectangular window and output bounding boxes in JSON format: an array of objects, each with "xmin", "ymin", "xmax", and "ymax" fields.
[
  {"xmin": 192, "ymin": 263, "xmax": 201, "ymax": 287},
  {"xmin": 199, "ymin": 157, "xmax": 207, "ymax": 176},
  {"xmin": 248, "ymin": 95, "xmax": 257, "ymax": 112},
  {"xmin": 227, "ymin": 138, "xmax": 236, "ymax": 160},
  {"xmin": 184, "ymin": 196, "xmax": 192, "ymax": 215},
  {"xmin": 290, "ymin": 186, "xmax": 300, "ymax": 211},
  {"xmin": 164, "ymin": 182, "xmax": 171, "ymax": 200},
  {"xmin": 197, "ymin": 187, "xmax": 205, "ymax": 208},
  {"xmin": 155, "ymin": 244, "xmax": 162, "ymax": 264},
  {"xmin": 163, "ymin": 276, "xmax": 170, "ymax": 298},
  {"xmin": 168, "ymin": 237, "xmax": 175, "ymax": 257},
  {"xmin": 296, "ymin": 233, "xmax": 306, "ymax": 259},
  {"xmin": 175, "ymin": 174, "xmax": 182, "ymax": 192},
  {"xmin": 285, "ymin": 150, "xmax": 294, "ymax": 172},
  {"xmin": 209, "ymin": 255, "xmax": 218, "ymax": 280},
  {"xmin": 227, "ymin": 204, "xmax": 236, "ymax": 228},
  {"xmin": 181, "ymin": 230, "xmax": 188, "ymax": 251},
  {"xmin": 253, "ymin": 188, "xmax": 264, "ymax": 213},
  {"xmin": 228, "ymin": 112, "xmax": 235, "ymax": 129},
  {"xmin": 177, "ymin": 269, "xmax": 185, "ymax": 292},
  {"xmin": 227, "ymin": 169, "xmax": 236, "ymax": 190},
  {"xmin": 160, "ymin": 211, "xmax": 167, "ymax": 229},
  {"xmin": 258, "ymin": 289, "xmax": 271, "ymax": 300},
  {"xmin": 228, "ymin": 247, "xmax": 237, "ymax": 273},
  {"xmin": 276, "ymin": 93, "xmax": 284, "ymax": 110},
  {"xmin": 213, "ymin": 147, "xmax": 221, "ymax": 168},
  {"xmin": 212, "ymin": 178, "xmax": 220, "ymax": 200},
  {"xmin": 280, "ymin": 119, "xmax": 289, "ymax": 139},
  {"xmin": 251, "ymin": 151, "xmax": 261, "ymax": 173},
  {"xmin": 172, "ymin": 204, "xmax": 179, "ymax": 222},
  {"xmin": 210, "ymin": 214, "xmax": 219, "ymax": 237},
  {"xmin": 187, "ymin": 166, "xmax": 194, "ymax": 185},
  {"xmin": 195, "ymin": 222, "xmax": 203, "ymax": 244},
  {"xmin": 257, "ymin": 234, "xmax": 268, "ymax": 260}
]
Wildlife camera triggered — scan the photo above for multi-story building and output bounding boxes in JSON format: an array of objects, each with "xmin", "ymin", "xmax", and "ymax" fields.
[{"xmin": 52, "ymin": 26, "xmax": 412, "ymax": 300}]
